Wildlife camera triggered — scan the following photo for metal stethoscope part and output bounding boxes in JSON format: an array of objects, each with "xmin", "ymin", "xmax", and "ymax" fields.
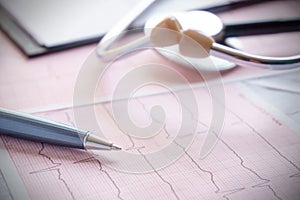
[{"xmin": 97, "ymin": 11, "xmax": 300, "ymax": 70}]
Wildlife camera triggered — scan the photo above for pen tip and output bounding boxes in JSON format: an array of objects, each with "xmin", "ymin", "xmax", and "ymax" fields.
[{"xmin": 111, "ymin": 144, "xmax": 122, "ymax": 150}]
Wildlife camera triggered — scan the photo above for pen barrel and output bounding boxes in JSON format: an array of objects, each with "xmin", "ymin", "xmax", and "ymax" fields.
[{"xmin": 0, "ymin": 109, "xmax": 86, "ymax": 149}]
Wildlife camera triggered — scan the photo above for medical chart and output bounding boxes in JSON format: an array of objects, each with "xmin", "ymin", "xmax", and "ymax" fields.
[{"xmin": 1, "ymin": 84, "xmax": 299, "ymax": 199}]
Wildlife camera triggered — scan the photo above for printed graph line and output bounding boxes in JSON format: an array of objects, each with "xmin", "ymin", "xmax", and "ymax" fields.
[
  {"xmin": 213, "ymin": 104, "xmax": 285, "ymax": 199},
  {"xmin": 28, "ymin": 110, "xmax": 123, "ymax": 200},
  {"xmin": 217, "ymin": 135, "xmax": 282, "ymax": 200},
  {"xmin": 73, "ymin": 157, "xmax": 124, "ymax": 200},
  {"xmin": 172, "ymin": 140, "xmax": 221, "ymax": 194},
  {"xmin": 170, "ymin": 126, "xmax": 248, "ymax": 200},
  {"xmin": 136, "ymin": 94, "xmax": 286, "ymax": 199},
  {"xmin": 65, "ymin": 105, "xmax": 124, "ymax": 200},
  {"xmin": 180, "ymin": 101, "xmax": 208, "ymax": 132},
  {"xmin": 189, "ymin": 91, "xmax": 297, "ymax": 199},
  {"xmin": 124, "ymin": 135, "xmax": 145, "ymax": 151},
  {"xmin": 179, "ymin": 99, "xmax": 249, "ymax": 199},
  {"xmin": 32, "ymin": 144, "xmax": 124, "ymax": 200},
  {"xmin": 102, "ymin": 104, "xmax": 145, "ymax": 151},
  {"xmin": 136, "ymin": 98, "xmax": 174, "ymax": 139},
  {"xmin": 73, "ymin": 156, "xmax": 95, "ymax": 164},
  {"xmin": 16, "ymin": 88, "xmax": 300, "ymax": 200},
  {"xmin": 103, "ymin": 103, "xmax": 180, "ymax": 200},
  {"xmin": 136, "ymin": 97, "xmax": 250, "ymax": 199},
  {"xmin": 237, "ymin": 93, "xmax": 283, "ymax": 126},
  {"xmin": 96, "ymin": 160, "xmax": 123, "ymax": 200},
  {"xmin": 137, "ymin": 148, "xmax": 180, "ymax": 200},
  {"xmin": 221, "ymin": 188, "xmax": 245, "ymax": 200},
  {"xmin": 136, "ymin": 98, "xmax": 246, "ymax": 200},
  {"xmin": 228, "ymin": 99, "xmax": 300, "ymax": 178},
  {"xmin": 29, "ymin": 143, "xmax": 75, "ymax": 200}
]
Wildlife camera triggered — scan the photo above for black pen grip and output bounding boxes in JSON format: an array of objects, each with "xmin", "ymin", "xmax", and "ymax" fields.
[{"xmin": 0, "ymin": 109, "xmax": 86, "ymax": 149}]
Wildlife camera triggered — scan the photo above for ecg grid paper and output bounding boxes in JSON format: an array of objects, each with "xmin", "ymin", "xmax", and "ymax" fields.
[{"xmin": 1, "ymin": 84, "xmax": 300, "ymax": 200}]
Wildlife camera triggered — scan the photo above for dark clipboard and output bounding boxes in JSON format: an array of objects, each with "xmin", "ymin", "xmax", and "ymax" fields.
[{"xmin": 0, "ymin": 5, "xmax": 102, "ymax": 57}]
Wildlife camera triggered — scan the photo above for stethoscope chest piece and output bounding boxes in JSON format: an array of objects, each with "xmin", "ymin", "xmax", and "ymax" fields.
[{"xmin": 144, "ymin": 11, "xmax": 236, "ymax": 71}]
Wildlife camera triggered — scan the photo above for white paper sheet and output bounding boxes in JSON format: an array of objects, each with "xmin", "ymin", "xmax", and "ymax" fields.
[{"xmin": 0, "ymin": 0, "xmax": 228, "ymax": 47}]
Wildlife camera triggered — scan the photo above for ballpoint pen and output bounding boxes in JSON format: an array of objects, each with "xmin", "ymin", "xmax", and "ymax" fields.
[{"xmin": 0, "ymin": 108, "xmax": 122, "ymax": 151}]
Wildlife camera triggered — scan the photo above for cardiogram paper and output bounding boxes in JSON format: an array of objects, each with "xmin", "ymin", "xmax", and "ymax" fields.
[{"xmin": 1, "ymin": 84, "xmax": 299, "ymax": 200}]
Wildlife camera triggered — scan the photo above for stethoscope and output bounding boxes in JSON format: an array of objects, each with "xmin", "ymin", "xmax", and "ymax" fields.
[{"xmin": 96, "ymin": 10, "xmax": 300, "ymax": 71}]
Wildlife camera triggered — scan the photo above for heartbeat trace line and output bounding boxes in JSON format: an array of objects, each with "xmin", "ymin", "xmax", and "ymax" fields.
[
  {"xmin": 26, "ymin": 89, "xmax": 300, "ymax": 200},
  {"xmin": 136, "ymin": 96, "xmax": 246, "ymax": 199},
  {"xmin": 228, "ymin": 95, "xmax": 300, "ymax": 179},
  {"xmin": 135, "ymin": 97, "xmax": 236, "ymax": 199},
  {"xmin": 137, "ymin": 96, "xmax": 248, "ymax": 199},
  {"xmin": 29, "ymin": 142, "xmax": 76, "ymax": 200},
  {"xmin": 136, "ymin": 93, "xmax": 286, "ymax": 200},
  {"xmin": 29, "ymin": 111, "xmax": 124, "ymax": 200},
  {"xmin": 136, "ymin": 97, "xmax": 235, "ymax": 199},
  {"xmin": 103, "ymin": 103, "xmax": 180, "ymax": 200},
  {"xmin": 66, "ymin": 111, "xmax": 124, "ymax": 200},
  {"xmin": 73, "ymin": 157, "xmax": 124, "ymax": 200},
  {"xmin": 184, "ymin": 96, "xmax": 284, "ymax": 200},
  {"xmin": 218, "ymin": 136, "xmax": 282, "ymax": 200}
]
